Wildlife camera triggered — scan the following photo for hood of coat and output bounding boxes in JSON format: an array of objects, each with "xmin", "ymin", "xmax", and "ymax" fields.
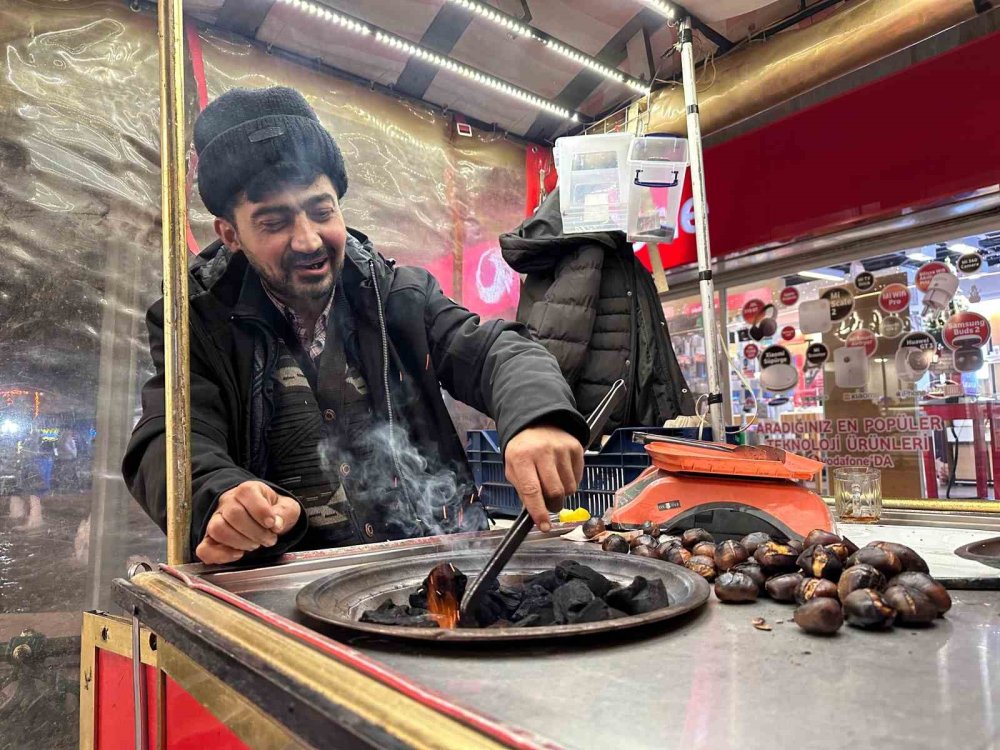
[{"xmin": 499, "ymin": 190, "xmax": 622, "ymax": 274}]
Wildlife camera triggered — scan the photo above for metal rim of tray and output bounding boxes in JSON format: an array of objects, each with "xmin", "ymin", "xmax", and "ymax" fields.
[
  {"xmin": 954, "ymin": 535, "xmax": 1000, "ymax": 570},
  {"xmin": 296, "ymin": 547, "xmax": 711, "ymax": 642}
]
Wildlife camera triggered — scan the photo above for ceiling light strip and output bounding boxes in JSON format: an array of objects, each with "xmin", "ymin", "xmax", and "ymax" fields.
[
  {"xmin": 447, "ymin": 0, "xmax": 650, "ymax": 94},
  {"xmin": 275, "ymin": 0, "xmax": 579, "ymax": 120},
  {"xmin": 643, "ymin": 0, "xmax": 679, "ymax": 19}
]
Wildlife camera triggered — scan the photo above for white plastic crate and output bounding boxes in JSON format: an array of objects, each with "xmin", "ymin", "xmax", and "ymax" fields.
[
  {"xmin": 554, "ymin": 132, "xmax": 633, "ymax": 234},
  {"xmin": 626, "ymin": 134, "xmax": 689, "ymax": 244}
]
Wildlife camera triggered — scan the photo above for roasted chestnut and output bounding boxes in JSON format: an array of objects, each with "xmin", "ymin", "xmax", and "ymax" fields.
[
  {"xmin": 664, "ymin": 546, "xmax": 692, "ymax": 566},
  {"xmin": 731, "ymin": 561, "xmax": 766, "ymax": 590},
  {"xmin": 888, "ymin": 572, "xmax": 951, "ymax": 615},
  {"xmin": 837, "ymin": 564, "xmax": 886, "ymax": 601},
  {"xmin": 754, "ymin": 541, "xmax": 799, "ymax": 572},
  {"xmin": 846, "ymin": 547, "xmax": 903, "ymax": 578},
  {"xmin": 582, "ymin": 517, "xmax": 606, "ymax": 539},
  {"xmin": 682, "ymin": 528, "xmax": 714, "ymax": 549},
  {"xmin": 716, "ymin": 540, "xmax": 750, "ymax": 571},
  {"xmin": 804, "ymin": 529, "xmax": 841, "ymax": 548},
  {"xmin": 658, "ymin": 534, "xmax": 682, "ymax": 547},
  {"xmin": 793, "ymin": 598, "xmax": 843, "ymax": 635},
  {"xmin": 795, "ymin": 577, "xmax": 839, "ymax": 604},
  {"xmin": 714, "ymin": 571, "xmax": 759, "ymax": 603},
  {"xmin": 786, "ymin": 539, "xmax": 805, "ymax": 553},
  {"xmin": 602, "ymin": 535, "xmax": 629, "ymax": 554},
  {"xmin": 632, "ymin": 544, "xmax": 658, "ymax": 558},
  {"xmin": 882, "ymin": 585, "xmax": 937, "ymax": 626},
  {"xmin": 655, "ymin": 542, "xmax": 677, "ymax": 559},
  {"xmin": 642, "ymin": 521, "xmax": 663, "ymax": 538},
  {"xmin": 842, "ymin": 588, "xmax": 896, "ymax": 629},
  {"xmin": 685, "ymin": 555, "xmax": 717, "ymax": 581},
  {"xmin": 796, "ymin": 544, "xmax": 842, "ymax": 582},
  {"xmin": 740, "ymin": 531, "xmax": 772, "ymax": 555},
  {"xmin": 631, "ymin": 534, "xmax": 658, "ymax": 549},
  {"xmin": 692, "ymin": 541, "xmax": 717, "ymax": 560},
  {"xmin": 764, "ymin": 572, "xmax": 804, "ymax": 602},
  {"xmin": 868, "ymin": 541, "xmax": 930, "ymax": 574},
  {"xmin": 826, "ymin": 536, "xmax": 860, "ymax": 563}
]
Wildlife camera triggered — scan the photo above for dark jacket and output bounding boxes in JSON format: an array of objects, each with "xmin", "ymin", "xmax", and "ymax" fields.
[
  {"xmin": 123, "ymin": 231, "xmax": 589, "ymax": 557},
  {"xmin": 500, "ymin": 191, "xmax": 695, "ymax": 431}
]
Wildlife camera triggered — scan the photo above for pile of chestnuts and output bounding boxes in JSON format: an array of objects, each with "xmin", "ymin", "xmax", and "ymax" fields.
[{"xmin": 593, "ymin": 521, "xmax": 952, "ymax": 637}]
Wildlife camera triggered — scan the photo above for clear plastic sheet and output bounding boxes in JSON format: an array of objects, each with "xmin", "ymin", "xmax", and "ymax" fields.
[{"xmin": 0, "ymin": 3, "xmax": 525, "ymax": 747}]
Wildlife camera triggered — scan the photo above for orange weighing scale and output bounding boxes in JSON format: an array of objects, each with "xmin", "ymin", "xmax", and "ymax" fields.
[{"xmin": 607, "ymin": 434, "xmax": 833, "ymax": 540}]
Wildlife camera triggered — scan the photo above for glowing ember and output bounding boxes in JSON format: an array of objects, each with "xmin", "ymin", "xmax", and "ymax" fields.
[{"xmin": 426, "ymin": 562, "xmax": 463, "ymax": 629}]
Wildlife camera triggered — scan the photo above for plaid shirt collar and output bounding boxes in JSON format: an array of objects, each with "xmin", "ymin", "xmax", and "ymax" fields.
[{"xmin": 262, "ymin": 284, "xmax": 334, "ymax": 363}]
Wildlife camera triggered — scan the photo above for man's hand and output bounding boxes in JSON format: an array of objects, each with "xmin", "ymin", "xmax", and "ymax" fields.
[
  {"xmin": 504, "ymin": 425, "xmax": 585, "ymax": 532},
  {"xmin": 195, "ymin": 481, "xmax": 301, "ymax": 565}
]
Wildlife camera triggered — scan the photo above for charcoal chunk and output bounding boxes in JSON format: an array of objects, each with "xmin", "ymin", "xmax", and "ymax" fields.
[
  {"xmin": 511, "ymin": 584, "xmax": 553, "ymax": 622},
  {"xmin": 572, "ymin": 598, "xmax": 617, "ymax": 624},
  {"xmin": 360, "ymin": 600, "xmax": 438, "ymax": 628},
  {"xmin": 605, "ymin": 576, "xmax": 670, "ymax": 615},
  {"xmin": 474, "ymin": 583, "xmax": 525, "ymax": 627},
  {"xmin": 556, "ymin": 560, "xmax": 614, "ymax": 598},
  {"xmin": 552, "ymin": 579, "xmax": 595, "ymax": 625},
  {"xmin": 524, "ymin": 568, "xmax": 565, "ymax": 593}
]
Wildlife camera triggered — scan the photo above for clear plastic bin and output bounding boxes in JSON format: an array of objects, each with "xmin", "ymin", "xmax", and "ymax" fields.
[
  {"xmin": 626, "ymin": 134, "xmax": 689, "ymax": 244},
  {"xmin": 554, "ymin": 132, "xmax": 633, "ymax": 234}
]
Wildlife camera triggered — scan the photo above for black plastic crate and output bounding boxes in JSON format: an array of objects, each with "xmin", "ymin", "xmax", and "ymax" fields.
[{"xmin": 467, "ymin": 427, "xmax": 732, "ymax": 518}]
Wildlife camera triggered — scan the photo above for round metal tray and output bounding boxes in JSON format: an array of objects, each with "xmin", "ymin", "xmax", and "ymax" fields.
[
  {"xmin": 954, "ymin": 535, "xmax": 1000, "ymax": 571},
  {"xmin": 296, "ymin": 548, "xmax": 710, "ymax": 642}
]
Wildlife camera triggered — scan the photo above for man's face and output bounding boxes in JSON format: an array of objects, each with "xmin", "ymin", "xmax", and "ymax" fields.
[{"xmin": 215, "ymin": 174, "xmax": 347, "ymax": 307}]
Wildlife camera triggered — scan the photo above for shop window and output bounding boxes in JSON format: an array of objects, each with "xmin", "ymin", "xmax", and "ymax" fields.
[{"xmin": 731, "ymin": 234, "xmax": 998, "ymax": 502}]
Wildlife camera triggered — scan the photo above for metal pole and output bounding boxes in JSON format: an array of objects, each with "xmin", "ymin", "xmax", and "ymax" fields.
[
  {"xmin": 679, "ymin": 17, "xmax": 725, "ymax": 441},
  {"xmin": 158, "ymin": 0, "xmax": 192, "ymax": 565}
]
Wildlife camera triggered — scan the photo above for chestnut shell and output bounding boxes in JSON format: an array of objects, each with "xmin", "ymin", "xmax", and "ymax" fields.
[
  {"xmin": 803, "ymin": 529, "xmax": 841, "ymax": 548},
  {"xmin": 601, "ymin": 535, "xmax": 629, "ymax": 554},
  {"xmin": 642, "ymin": 521, "xmax": 663, "ymax": 538},
  {"xmin": 846, "ymin": 547, "xmax": 903, "ymax": 578},
  {"xmin": 716, "ymin": 540, "xmax": 750, "ymax": 571},
  {"xmin": 795, "ymin": 577, "xmax": 839, "ymax": 604},
  {"xmin": 714, "ymin": 571, "xmax": 759, "ymax": 603},
  {"xmin": 837, "ymin": 564, "xmax": 887, "ymax": 602},
  {"xmin": 740, "ymin": 531, "xmax": 772, "ymax": 555},
  {"xmin": 632, "ymin": 544, "xmax": 658, "ymax": 558},
  {"xmin": 888, "ymin": 572, "xmax": 951, "ymax": 615},
  {"xmin": 692, "ymin": 541, "xmax": 717, "ymax": 560},
  {"xmin": 682, "ymin": 528, "xmax": 715, "ymax": 549},
  {"xmin": 764, "ymin": 572, "xmax": 804, "ymax": 602},
  {"xmin": 842, "ymin": 588, "xmax": 896, "ymax": 629},
  {"xmin": 631, "ymin": 534, "xmax": 658, "ymax": 549},
  {"xmin": 796, "ymin": 544, "xmax": 843, "ymax": 582},
  {"xmin": 793, "ymin": 597, "xmax": 844, "ymax": 635},
  {"xmin": 685, "ymin": 555, "xmax": 717, "ymax": 581},
  {"xmin": 664, "ymin": 546, "xmax": 692, "ymax": 566},
  {"xmin": 731, "ymin": 561, "xmax": 766, "ymax": 590},
  {"xmin": 582, "ymin": 517, "xmax": 606, "ymax": 539},
  {"xmin": 869, "ymin": 541, "xmax": 930, "ymax": 574},
  {"xmin": 882, "ymin": 585, "xmax": 937, "ymax": 625},
  {"xmin": 754, "ymin": 541, "xmax": 799, "ymax": 572}
]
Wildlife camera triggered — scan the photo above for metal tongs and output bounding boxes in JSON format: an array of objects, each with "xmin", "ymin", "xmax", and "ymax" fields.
[{"xmin": 459, "ymin": 379, "xmax": 627, "ymax": 624}]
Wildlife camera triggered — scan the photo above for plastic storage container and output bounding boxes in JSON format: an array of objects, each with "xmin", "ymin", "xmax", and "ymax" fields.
[
  {"xmin": 626, "ymin": 134, "xmax": 689, "ymax": 244},
  {"xmin": 466, "ymin": 427, "xmax": 737, "ymax": 518},
  {"xmin": 554, "ymin": 132, "xmax": 633, "ymax": 234}
]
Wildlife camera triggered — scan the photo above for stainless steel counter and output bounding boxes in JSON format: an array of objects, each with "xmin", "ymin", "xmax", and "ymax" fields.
[{"xmin": 202, "ymin": 532, "xmax": 1000, "ymax": 750}]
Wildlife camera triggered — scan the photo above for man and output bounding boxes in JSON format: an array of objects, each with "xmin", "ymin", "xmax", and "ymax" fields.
[{"xmin": 123, "ymin": 86, "xmax": 588, "ymax": 565}]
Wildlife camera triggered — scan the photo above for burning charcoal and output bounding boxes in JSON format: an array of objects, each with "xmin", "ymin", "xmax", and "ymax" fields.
[
  {"xmin": 557, "ymin": 560, "xmax": 614, "ymax": 598},
  {"xmin": 552, "ymin": 579, "xmax": 595, "ymax": 625},
  {"xmin": 424, "ymin": 563, "xmax": 466, "ymax": 629},
  {"xmin": 360, "ymin": 600, "xmax": 439, "ymax": 628},
  {"xmin": 408, "ymin": 587, "xmax": 428, "ymax": 610},
  {"xmin": 474, "ymin": 583, "xmax": 524, "ymax": 627},
  {"xmin": 511, "ymin": 584, "xmax": 554, "ymax": 622}
]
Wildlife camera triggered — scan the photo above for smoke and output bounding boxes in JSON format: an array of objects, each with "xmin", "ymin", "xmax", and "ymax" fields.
[{"xmin": 318, "ymin": 418, "xmax": 486, "ymax": 541}]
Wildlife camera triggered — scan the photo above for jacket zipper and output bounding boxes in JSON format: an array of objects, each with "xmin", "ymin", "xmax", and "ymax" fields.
[{"xmin": 368, "ymin": 258, "xmax": 428, "ymax": 533}]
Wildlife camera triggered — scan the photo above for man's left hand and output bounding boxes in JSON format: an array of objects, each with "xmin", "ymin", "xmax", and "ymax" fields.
[{"xmin": 504, "ymin": 425, "xmax": 584, "ymax": 532}]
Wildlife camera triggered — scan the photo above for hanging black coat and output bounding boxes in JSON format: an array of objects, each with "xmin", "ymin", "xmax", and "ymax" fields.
[{"xmin": 500, "ymin": 191, "xmax": 695, "ymax": 432}]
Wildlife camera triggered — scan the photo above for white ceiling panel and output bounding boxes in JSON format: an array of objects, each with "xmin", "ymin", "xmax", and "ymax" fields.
[
  {"xmin": 257, "ymin": 4, "xmax": 410, "ymax": 88},
  {"xmin": 320, "ymin": 0, "xmax": 441, "ymax": 40},
  {"xmin": 421, "ymin": 72, "xmax": 546, "ymax": 135}
]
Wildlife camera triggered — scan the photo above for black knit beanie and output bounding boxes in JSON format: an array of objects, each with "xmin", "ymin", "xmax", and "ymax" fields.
[{"xmin": 194, "ymin": 86, "xmax": 348, "ymax": 217}]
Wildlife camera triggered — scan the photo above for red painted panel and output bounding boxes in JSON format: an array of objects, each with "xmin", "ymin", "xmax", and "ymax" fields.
[
  {"xmin": 694, "ymin": 29, "xmax": 1000, "ymax": 265},
  {"xmin": 95, "ymin": 650, "xmax": 249, "ymax": 750}
]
